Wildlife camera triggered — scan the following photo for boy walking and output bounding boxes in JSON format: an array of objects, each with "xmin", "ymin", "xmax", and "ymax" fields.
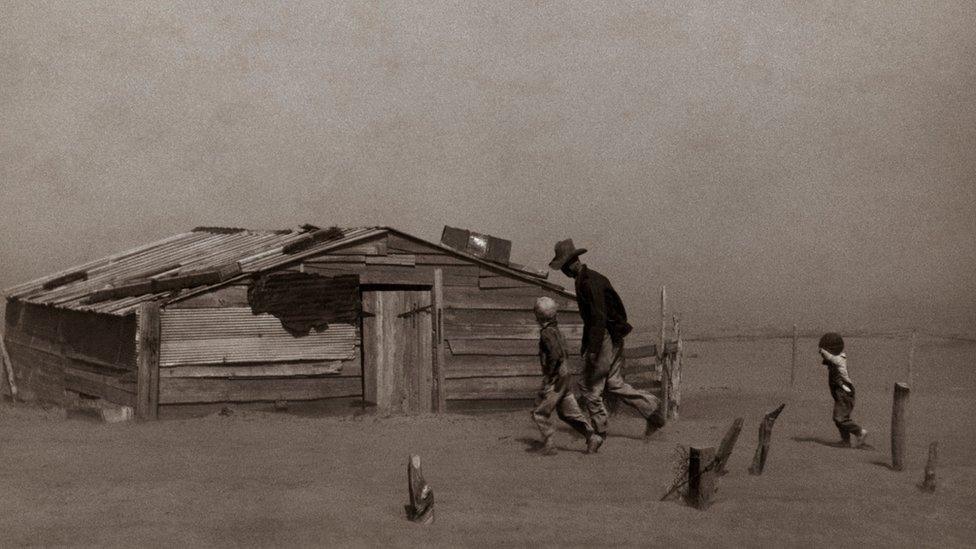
[
  {"xmin": 818, "ymin": 332, "xmax": 868, "ymax": 448},
  {"xmin": 532, "ymin": 297, "xmax": 603, "ymax": 455}
]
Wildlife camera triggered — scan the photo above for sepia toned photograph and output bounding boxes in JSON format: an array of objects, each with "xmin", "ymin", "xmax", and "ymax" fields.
[{"xmin": 1, "ymin": 2, "xmax": 974, "ymax": 547}]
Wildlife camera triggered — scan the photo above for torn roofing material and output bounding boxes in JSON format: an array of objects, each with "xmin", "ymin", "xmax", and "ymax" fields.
[
  {"xmin": 4, "ymin": 226, "xmax": 569, "ymax": 316},
  {"xmin": 3, "ymin": 227, "xmax": 380, "ymax": 316}
]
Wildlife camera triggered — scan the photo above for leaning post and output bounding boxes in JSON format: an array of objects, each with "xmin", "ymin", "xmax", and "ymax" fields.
[
  {"xmin": 714, "ymin": 417, "xmax": 744, "ymax": 475},
  {"xmin": 749, "ymin": 403, "xmax": 786, "ymax": 475}
]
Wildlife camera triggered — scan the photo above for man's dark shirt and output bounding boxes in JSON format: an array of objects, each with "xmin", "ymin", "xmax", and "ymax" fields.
[{"xmin": 574, "ymin": 265, "xmax": 633, "ymax": 355}]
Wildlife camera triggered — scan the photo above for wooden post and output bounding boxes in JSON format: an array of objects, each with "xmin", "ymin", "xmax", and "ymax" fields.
[
  {"xmin": 659, "ymin": 285, "xmax": 667, "ymax": 359},
  {"xmin": 406, "ymin": 454, "xmax": 434, "ymax": 524},
  {"xmin": 432, "ymin": 269, "xmax": 446, "ymax": 413},
  {"xmin": 749, "ymin": 403, "xmax": 786, "ymax": 475},
  {"xmin": 891, "ymin": 382, "xmax": 910, "ymax": 471},
  {"xmin": 687, "ymin": 446, "xmax": 716, "ymax": 510},
  {"xmin": 654, "ymin": 352, "xmax": 670, "ymax": 427},
  {"xmin": 790, "ymin": 324, "xmax": 798, "ymax": 388},
  {"xmin": 919, "ymin": 441, "xmax": 938, "ymax": 492},
  {"xmin": 670, "ymin": 316, "xmax": 681, "ymax": 421},
  {"xmin": 907, "ymin": 330, "xmax": 917, "ymax": 387},
  {"xmin": 714, "ymin": 417, "xmax": 744, "ymax": 476},
  {"xmin": 0, "ymin": 338, "xmax": 18, "ymax": 399},
  {"xmin": 668, "ymin": 320, "xmax": 684, "ymax": 419},
  {"xmin": 136, "ymin": 302, "xmax": 161, "ymax": 421}
]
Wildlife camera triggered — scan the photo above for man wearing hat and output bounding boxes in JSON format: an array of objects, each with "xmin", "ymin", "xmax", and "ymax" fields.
[{"xmin": 549, "ymin": 239, "xmax": 664, "ymax": 442}]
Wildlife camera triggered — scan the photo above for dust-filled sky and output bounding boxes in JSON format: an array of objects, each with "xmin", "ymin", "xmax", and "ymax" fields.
[{"xmin": 1, "ymin": 1, "xmax": 974, "ymax": 336}]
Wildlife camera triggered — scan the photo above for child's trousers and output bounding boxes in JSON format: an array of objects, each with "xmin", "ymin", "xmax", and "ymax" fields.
[
  {"xmin": 830, "ymin": 382, "xmax": 863, "ymax": 440},
  {"xmin": 532, "ymin": 370, "xmax": 593, "ymax": 439}
]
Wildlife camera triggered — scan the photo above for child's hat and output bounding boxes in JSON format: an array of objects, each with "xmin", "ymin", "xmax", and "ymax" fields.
[{"xmin": 818, "ymin": 332, "xmax": 844, "ymax": 355}]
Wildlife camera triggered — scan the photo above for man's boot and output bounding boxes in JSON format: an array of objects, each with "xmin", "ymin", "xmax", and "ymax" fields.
[{"xmin": 644, "ymin": 414, "xmax": 666, "ymax": 440}]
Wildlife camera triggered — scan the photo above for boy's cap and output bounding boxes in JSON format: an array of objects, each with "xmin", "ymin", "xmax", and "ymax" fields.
[{"xmin": 818, "ymin": 332, "xmax": 844, "ymax": 355}]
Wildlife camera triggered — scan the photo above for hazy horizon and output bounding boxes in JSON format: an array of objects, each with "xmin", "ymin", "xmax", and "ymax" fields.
[{"xmin": 2, "ymin": 2, "xmax": 974, "ymax": 337}]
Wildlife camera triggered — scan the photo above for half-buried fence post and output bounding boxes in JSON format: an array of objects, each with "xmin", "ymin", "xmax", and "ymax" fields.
[
  {"xmin": 891, "ymin": 382, "xmax": 911, "ymax": 471},
  {"xmin": 687, "ymin": 446, "xmax": 716, "ymax": 510},
  {"xmin": 920, "ymin": 441, "xmax": 938, "ymax": 492},
  {"xmin": 715, "ymin": 417, "xmax": 744, "ymax": 476},
  {"xmin": 406, "ymin": 455, "xmax": 434, "ymax": 524},
  {"xmin": 749, "ymin": 403, "xmax": 786, "ymax": 475}
]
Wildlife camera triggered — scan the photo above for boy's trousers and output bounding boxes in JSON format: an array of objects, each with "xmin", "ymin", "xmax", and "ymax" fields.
[
  {"xmin": 532, "ymin": 368, "xmax": 594, "ymax": 439},
  {"xmin": 578, "ymin": 334, "xmax": 661, "ymax": 436},
  {"xmin": 830, "ymin": 382, "xmax": 862, "ymax": 440}
]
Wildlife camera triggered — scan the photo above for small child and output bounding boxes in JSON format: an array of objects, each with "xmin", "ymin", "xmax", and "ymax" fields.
[
  {"xmin": 818, "ymin": 332, "xmax": 868, "ymax": 448},
  {"xmin": 532, "ymin": 297, "xmax": 603, "ymax": 455}
]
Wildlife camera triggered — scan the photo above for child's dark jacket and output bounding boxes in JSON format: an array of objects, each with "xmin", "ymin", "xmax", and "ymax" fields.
[{"xmin": 538, "ymin": 321, "xmax": 569, "ymax": 378}]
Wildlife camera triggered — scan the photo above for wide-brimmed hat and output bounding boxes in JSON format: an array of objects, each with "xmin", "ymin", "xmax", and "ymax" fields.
[
  {"xmin": 549, "ymin": 239, "xmax": 587, "ymax": 270},
  {"xmin": 818, "ymin": 332, "xmax": 844, "ymax": 355}
]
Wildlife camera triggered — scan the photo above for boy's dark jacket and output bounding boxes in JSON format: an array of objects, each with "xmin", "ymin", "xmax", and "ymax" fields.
[
  {"xmin": 538, "ymin": 321, "xmax": 569, "ymax": 378},
  {"xmin": 574, "ymin": 265, "xmax": 633, "ymax": 355}
]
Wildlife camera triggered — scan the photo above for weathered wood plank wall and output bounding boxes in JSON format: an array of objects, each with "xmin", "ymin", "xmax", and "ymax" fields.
[
  {"xmin": 160, "ymin": 231, "xmax": 662, "ymax": 411},
  {"xmin": 3, "ymin": 301, "xmax": 137, "ymax": 406},
  {"xmin": 323, "ymin": 233, "xmax": 661, "ymax": 404}
]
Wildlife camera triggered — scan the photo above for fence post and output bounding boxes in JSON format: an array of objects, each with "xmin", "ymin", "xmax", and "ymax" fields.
[
  {"xmin": 749, "ymin": 403, "xmax": 786, "ymax": 475},
  {"xmin": 659, "ymin": 285, "xmax": 667, "ymax": 359},
  {"xmin": 920, "ymin": 441, "xmax": 938, "ymax": 492},
  {"xmin": 687, "ymin": 446, "xmax": 716, "ymax": 510},
  {"xmin": 406, "ymin": 454, "xmax": 435, "ymax": 524},
  {"xmin": 891, "ymin": 382, "xmax": 910, "ymax": 471}
]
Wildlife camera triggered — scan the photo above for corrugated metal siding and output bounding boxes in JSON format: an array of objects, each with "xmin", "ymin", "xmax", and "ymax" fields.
[{"xmin": 159, "ymin": 308, "xmax": 357, "ymax": 366}]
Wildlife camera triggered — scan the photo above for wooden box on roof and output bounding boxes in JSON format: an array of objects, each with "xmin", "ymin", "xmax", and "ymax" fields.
[{"xmin": 2, "ymin": 225, "xmax": 677, "ymax": 419}]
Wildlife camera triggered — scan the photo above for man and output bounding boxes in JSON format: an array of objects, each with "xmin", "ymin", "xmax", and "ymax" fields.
[{"xmin": 549, "ymin": 239, "xmax": 664, "ymax": 443}]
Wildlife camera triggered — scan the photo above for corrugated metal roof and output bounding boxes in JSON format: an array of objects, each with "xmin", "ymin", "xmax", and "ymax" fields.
[
  {"xmin": 3, "ymin": 226, "xmax": 382, "ymax": 316},
  {"xmin": 3, "ymin": 225, "xmax": 568, "ymax": 316}
]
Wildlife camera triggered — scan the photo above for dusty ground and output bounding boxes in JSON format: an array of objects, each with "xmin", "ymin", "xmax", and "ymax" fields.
[{"xmin": 1, "ymin": 336, "xmax": 974, "ymax": 547}]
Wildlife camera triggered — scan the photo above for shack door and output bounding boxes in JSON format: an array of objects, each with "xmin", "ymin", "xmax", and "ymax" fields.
[{"xmin": 361, "ymin": 290, "xmax": 433, "ymax": 414}]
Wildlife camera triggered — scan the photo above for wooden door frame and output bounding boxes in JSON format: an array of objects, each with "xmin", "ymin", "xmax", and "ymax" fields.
[{"xmin": 359, "ymin": 282, "xmax": 442, "ymax": 413}]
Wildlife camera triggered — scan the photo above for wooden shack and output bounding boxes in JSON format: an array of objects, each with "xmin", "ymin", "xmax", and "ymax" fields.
[{"xmin": 1, "ymin": 226, "xmax": 680, "ymax": 419}]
